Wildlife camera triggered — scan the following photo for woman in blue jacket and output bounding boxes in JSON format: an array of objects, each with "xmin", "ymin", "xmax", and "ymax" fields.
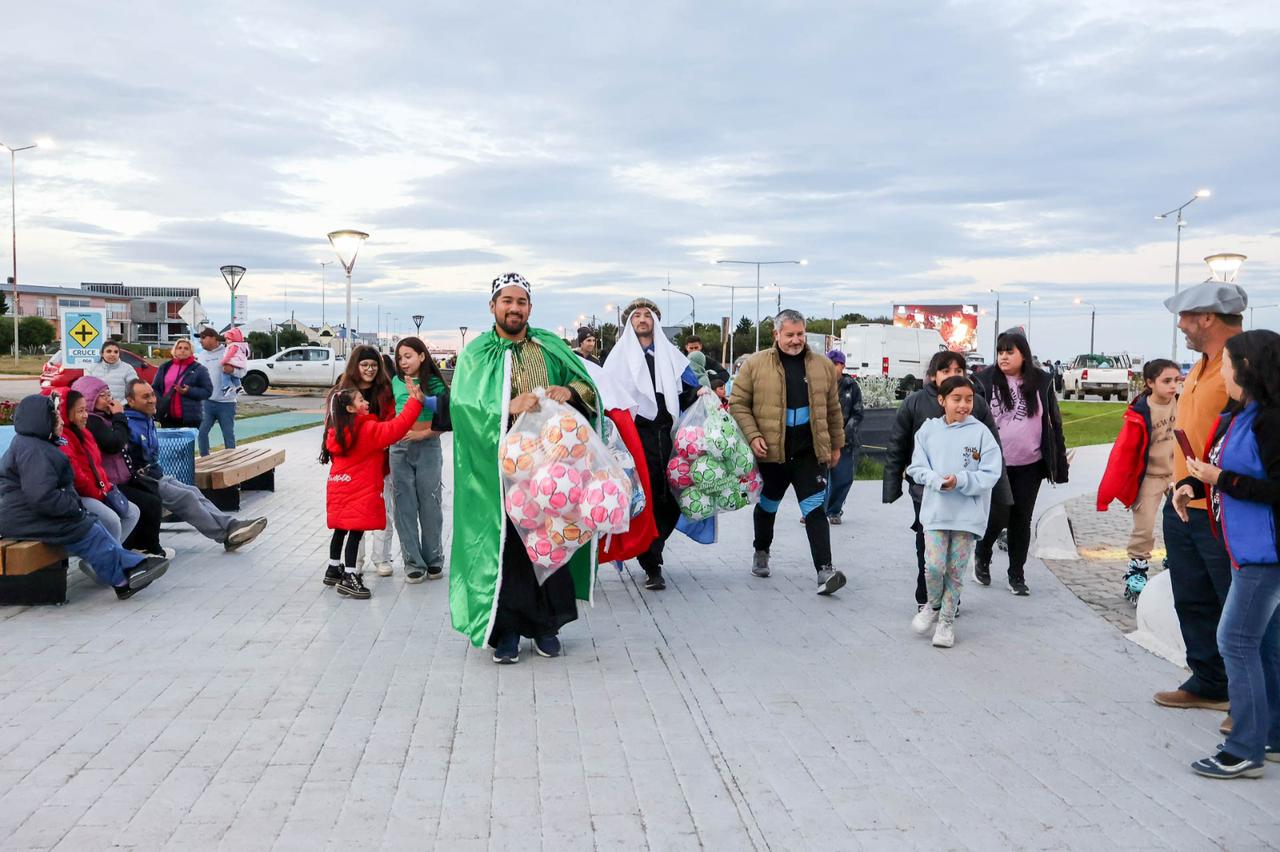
[
  {"xmin": 151, "ymin": 338, "xmax": 213, "ymax": 429},
  {"xmin": 1174, "ymin": 329, "xmax": 1280, "ymax": 779}
]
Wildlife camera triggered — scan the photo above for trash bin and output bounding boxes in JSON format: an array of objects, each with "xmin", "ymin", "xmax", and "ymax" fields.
[{"xmin": 157, "ymin": 427, "xmax": 198, "ymax": 485}]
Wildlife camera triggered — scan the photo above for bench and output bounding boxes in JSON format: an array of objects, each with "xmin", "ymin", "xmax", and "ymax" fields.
[
  {"xmin": 195, "ymin": 447, "xmax": 286, "ymax": 511},
  {"xmin": 0, "ymin": 540, "xmax": 70, "ymax": 606}
]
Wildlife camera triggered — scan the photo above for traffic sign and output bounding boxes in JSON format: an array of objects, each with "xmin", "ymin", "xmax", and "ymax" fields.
[{"xmin": 61, "ymin": 309, "xmax": 107, "ymax": 366}]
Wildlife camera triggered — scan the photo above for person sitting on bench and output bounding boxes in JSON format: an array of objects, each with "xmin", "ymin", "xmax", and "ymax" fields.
[
  {"xmin": 121, "ymin": 378, "xmax": 268, "ymax": 551},
  {"xmin": 0, "ymin": 394, "xmax": 169, "ymax": 600}
]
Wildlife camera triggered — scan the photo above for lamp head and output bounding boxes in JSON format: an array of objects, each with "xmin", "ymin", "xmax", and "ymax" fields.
[
  {"xmin": 1196, "ymin": 189, "xmax": 1211, "ymax": 198},
  {"xmin": 327, "ymin": 229, "xmax": 370, "ymax": 274},
  {"xmin": 1204, "ymin": 252, "xmax": 1247, "ymax": 283},
  {"xmin": 220, "ymin": 265, "xmax": 246, "ymax": 291}
]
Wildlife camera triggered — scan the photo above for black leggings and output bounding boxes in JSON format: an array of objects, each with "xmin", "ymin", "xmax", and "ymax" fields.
[
  {"xmin": 977, "ymin": 463, "xmax": 1044, "ymax": 579},
  {"xmin": 330, "ymin": 529, "xmax": 365, "ymax": 569}
]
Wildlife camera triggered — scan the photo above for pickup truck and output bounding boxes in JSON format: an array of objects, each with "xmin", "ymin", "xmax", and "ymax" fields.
[
  {"xmin": 1060, "ymin": 353, "xmax": 1133, "ymax": 401},
  {"xmin": 242, "ymin": 346, "xmax": 346, "ymax": 394}
]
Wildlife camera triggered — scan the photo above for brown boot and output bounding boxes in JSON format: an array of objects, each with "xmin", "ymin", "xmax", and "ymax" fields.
[
  {"xmin": 1219, "ymin": 715, "xmax": 1233, "ymax": 735},
  {"xmin": 1153, "ymin": 689, "xmax": 1229, "ymax": 711}
]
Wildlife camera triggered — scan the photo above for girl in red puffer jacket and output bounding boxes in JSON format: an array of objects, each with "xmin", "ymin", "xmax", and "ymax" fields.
[
  {"xmin": 59, "ymin": 389, "xmax": 141, "ymax": 546},
  {"xmin": 320, "ymin": 381, "xmax": 429, "ymax": 599}
]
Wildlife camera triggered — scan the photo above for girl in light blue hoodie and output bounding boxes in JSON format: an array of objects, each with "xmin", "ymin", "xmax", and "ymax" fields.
[{"xmin": 906, "ymin": 376, "xmax": 1003, "ymax": 647}]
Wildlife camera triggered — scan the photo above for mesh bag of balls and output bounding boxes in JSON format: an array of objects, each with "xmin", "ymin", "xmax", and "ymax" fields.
[
  {"xmin": 500, "ymin": 393, "xmax": 633, "ymax": 584},
  {"xmin": 665, "ymin": 395, "xmax": 761, "ymax": 522}
]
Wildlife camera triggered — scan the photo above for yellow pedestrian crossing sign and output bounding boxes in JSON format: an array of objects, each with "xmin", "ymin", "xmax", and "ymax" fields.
[{"xmin": 61, "ymin": 310, "xmax": 108, "ymax": 366}]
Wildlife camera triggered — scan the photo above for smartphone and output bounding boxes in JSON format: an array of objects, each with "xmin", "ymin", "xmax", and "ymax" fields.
[{"xmin": 1174, "ymin": 428, "xmax": 1197, "ymax": 460}]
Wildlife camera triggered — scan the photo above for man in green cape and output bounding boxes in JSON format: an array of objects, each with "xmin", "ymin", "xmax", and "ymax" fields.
[{"xmin": 449, "ymin": 273, "xmax": 600, "ymax": 664}]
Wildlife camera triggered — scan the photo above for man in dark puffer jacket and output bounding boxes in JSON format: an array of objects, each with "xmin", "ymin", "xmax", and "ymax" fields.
[{"xmin": 0, "ymin": 395, "xmax": 169, "ymax": 599}]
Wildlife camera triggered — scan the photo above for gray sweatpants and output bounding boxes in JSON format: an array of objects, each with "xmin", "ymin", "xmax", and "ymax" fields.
[{"xmin": 157, "ymin": 475, "xmax": 235, "ymax": 541}]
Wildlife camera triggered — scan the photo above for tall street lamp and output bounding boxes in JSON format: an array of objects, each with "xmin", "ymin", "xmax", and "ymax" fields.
[
  {"xmin": 459, "ymin": 325, "xmax": 468, "ymax": 349},
  {"xmin": 989, "ymin": 288, "xmax": 1001, "ymax": 360},
  {"xmin": 412, "ymin": 314, "xmax": 424, "ymax": 333},
  {"xmin": 319, "ymin": 260, "xmax": 332, "ymax": 329},
  {"xmin": 830, "ymin": 301, "xmax": 837, "ymax": 338},
  {"xmin": 1022, "ymin": 296, "xmax": 1039, "ymax": 340},
  {"xmin": 1249, "ymin": 303, "xmax": 1277, "ymax": 330},
  {"xmin": 3, "ymin": 140, "xmax": 38, "ymax": 363},
  {"xmin": 700, "ymin": 282, "xmax": 759, "ymax": 365},
  {"xmin": 220, "ymin": 265, "xmax": 246, "ymax": 328},
  {"xmin": 327, "ymin": 229, "xmax": 369, "ymax": 356},
  {"xmin": 661, "ymin": 286, "xmax": 695, "ymax": 333},
  {"xmin": 1074, "ymin": 298, "xmax": 1097, "ymax": 357},
  {"xmin": 1156, "ymin": 188, "xmax": 1211, "ymax": 359},
  {"xmin": 716, "ymin": 258, "xmax": 806, "ymax": 353}
]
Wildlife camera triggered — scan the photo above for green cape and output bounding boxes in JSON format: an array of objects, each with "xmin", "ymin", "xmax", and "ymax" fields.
[{"xmin": 448, "ymin": 326, "xmax": 600, "ymax": 647}]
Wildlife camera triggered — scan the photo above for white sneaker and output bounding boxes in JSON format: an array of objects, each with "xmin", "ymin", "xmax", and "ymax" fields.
[
  {"xmin": 911, "ymin": 606, "xmax": 938, "ymax": 636},
  {"xmin": 375, "ymin": 561, "xmax": 394, "ymax": 577},
  {"xmin": 932, "ymin": 621, "xmax": 955, "ymax": 648}
]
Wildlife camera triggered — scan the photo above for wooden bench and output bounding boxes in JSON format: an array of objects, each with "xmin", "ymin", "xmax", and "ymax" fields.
[
  {"xmin": 0, "ymin": 540, "xmax": 70, "ymax": 606},
  {"xmin": 195, "ymin": 447, "xmax": 286, "ymax": 511}
]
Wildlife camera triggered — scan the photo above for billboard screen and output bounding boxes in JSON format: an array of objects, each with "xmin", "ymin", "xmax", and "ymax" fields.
[{"xmin": 893, "ymin": 304, "xmax": 979, "ymax": 352}]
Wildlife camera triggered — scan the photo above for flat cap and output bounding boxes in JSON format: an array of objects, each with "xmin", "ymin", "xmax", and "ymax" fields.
[{"xmin": 1164, "ymin": 280, "xmax": 1248, "ymax": 315}]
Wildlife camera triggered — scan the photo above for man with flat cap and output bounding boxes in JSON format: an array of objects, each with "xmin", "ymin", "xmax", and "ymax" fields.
[
  {"xmin": 1154, "ymin": 280, "xmax": 1247, "ymax": 731},
  {"xmin": 449, "ymin": 273, "xmax": 601, "ymax": 664},
  {"xmin": 601, "ymin": 298, "xmax": 701, "ymax": 591}
]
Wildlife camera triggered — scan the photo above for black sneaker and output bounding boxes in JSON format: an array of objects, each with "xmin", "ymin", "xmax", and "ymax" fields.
[
  {"xmin": 492, "ymin": 633, "xmax": 520, "ymax": 664},
  {"xmin": 973, "ymin": 560, "xmax": 991, "ymax": 586},
  {"xmin": 405, "ymin": 566, "xmax": 427, "ymax": 584},
  {"xmin": 426, "ymin": 565, "xmax": 444, "ymax": 580},
  {"xmin": 115, "ymin": 556, "xmax": 170, "ymax": 600},
  {"xmin": 1008, "ymin": 577, "xmax": 1030, "ymax": 596},
  {"xmin": 644, "ymin": 571, "xmax": 666, "ymax": 591},
  {"xmin": 323, "ymin": 564, "xmax": 343, "ymax": 587},
  {"xmin": 336, "ymin": 572, "xmax": 371, "ymax": 599},
  {"xmin": 224, "ymin": 517, "xmax": 268, "ymax": 552},
  {"xmin": 533, "ymin": 634, "xmax": 562, "ymax": 658}
]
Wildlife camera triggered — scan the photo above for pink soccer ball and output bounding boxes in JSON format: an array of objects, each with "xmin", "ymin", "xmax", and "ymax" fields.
[
  {"xmin": 504, "ymin": 480, "xmax": 544, "ymax": 530},
  {"xmin": 524, "ymin": 523, "xmax": 570, "ymax": 573},
  {"xmin": 739, "ymin": 469, "xmax": 762, "ymax": 499},
  {"xmin": 666, "ymin": 456, "xmax": 693, "ymax": 490},
  {"xmin": 579, "ymin": 474, "xmax": 630, "ymax": 533},
  {"xmin": 674, "ymin": 426, "xmax": 706, "ymax": 459},
  {"xmin": 530, "ymin": 461, "xmax": 587, "ymax": 518}
]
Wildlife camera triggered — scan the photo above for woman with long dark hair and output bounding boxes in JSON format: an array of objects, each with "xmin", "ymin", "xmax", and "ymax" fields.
[
  {"xmin": 336, "ymin": 345, "xmax": 399, "ymax": 576},
  {"xmin": 1174, "ymin": 329, "xmax": 1280, "ymax": 778},
  {"xmin": 391, "ymin": 337, "xmax": 450, "ymax": 583},
  {"xmin": 973, "ymin": 331, "xmax": 1068, "ymax": 595}
]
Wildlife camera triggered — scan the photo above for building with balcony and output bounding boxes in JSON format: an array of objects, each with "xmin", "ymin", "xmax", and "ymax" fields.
[
  {"xmin": 7, "ymin": 284, "xmax": 135, "ymax": 340},
  {"xmin": 81, "ymin": 283, "xmax": 200, "ymax": 344}
]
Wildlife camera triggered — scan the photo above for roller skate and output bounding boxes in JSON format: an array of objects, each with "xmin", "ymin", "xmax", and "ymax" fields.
[{"xmin": 1123, "ymin": 559, "xmax": 1149, "ymax": 604}]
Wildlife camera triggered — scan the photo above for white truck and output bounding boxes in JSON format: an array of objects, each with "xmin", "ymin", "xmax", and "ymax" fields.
[
  {"xmin": 839, "ymin": 324, "xmax": 947, "ymax": 393},
  {"xmin": 1060, "ymin": 353, "xmax": 1134, "ymax": 401},
  {"xmin": 242, "ymin": 346, "xmax": 346, "ymax": 395}
]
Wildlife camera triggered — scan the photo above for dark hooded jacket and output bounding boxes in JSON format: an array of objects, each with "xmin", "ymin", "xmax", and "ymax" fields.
[
  {"xmin": 883, "ymin": 381, "xmax": 1013, "ymax": 506},
  {"xmin": 0, "ymin": 395, "xmax": 95, "ymax": 544}
]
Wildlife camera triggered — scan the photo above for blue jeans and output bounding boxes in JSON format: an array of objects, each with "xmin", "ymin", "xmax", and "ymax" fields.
[
  {"xmin": 824, "ymin": 446, "xmax": 856, "ymax": 517},
  {"xmin": 1218, "ymin": 565, "xmax": 1280, "ymax": 762},
  {"xmin": 1163, "ymin": 503, "xmax": 1233, "ymax": 699},
  {"xmin": 68, "ymin": 521, "xmax": 145, "ymax": 588},
  {"xmin": 390, "ymin": 438, "xmax": 444, "ymax": 570},
  {"xmin": 198, "ymin": 401, "xmax": 237, "ymax": 456}
]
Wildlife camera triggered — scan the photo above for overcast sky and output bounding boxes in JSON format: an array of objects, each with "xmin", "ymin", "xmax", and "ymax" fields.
[{"xmin": 5, "ymin": 0, "xmax": 1278, "ymax": 360}]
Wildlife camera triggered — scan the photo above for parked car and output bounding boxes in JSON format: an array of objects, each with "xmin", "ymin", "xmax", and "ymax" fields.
[
  {"xmin": 1060, "ymin": 353, "xmax": 1134, "ymax": 401},
  {"xmin": 839, "ymin": 324, "xmax": 947, "ymax": 397},
  {"xmin": 242, "ymin": 346, "xmax": 346, "ymax": 394},
  {"xmin": 39, "ymin": 349, "xmax": 158, "ymax": 397}
]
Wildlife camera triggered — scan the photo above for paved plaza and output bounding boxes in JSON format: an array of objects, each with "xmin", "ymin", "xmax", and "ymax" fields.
[{"xmin": 1, "ymin": 430, "xmax": 1277, "ymax": 851}]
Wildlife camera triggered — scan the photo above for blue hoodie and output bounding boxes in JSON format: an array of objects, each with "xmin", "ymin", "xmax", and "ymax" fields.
[{"xmin": 907, "ymin": 415, "xmax": 1003, "ymax": 536}]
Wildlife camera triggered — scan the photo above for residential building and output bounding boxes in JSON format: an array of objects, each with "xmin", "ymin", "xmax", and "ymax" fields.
[
  {"xmin": 82, "ymin": 283, "xmax": 200, "ymax": 344},
  {"xmin": 8, "ymin": 284, "xmax": 135, "ymax": 340}
]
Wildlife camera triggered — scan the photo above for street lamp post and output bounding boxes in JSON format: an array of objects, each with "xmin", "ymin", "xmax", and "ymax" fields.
[
  {"xmin": 1249, "ymin": 304, "xmax": 1277, "ymax": 329},
  {"xmin": 459, "ymin": 325, "xmax": 468, "ymax": 349},
  {"xmin": 3, "ymin": 140, "xmax": 38, "ymax": 363},
  {"xmin": 830, "ymin": 301, "xmax": 836, "ymax": 338},
  {"xmin": 1023, "ymin": 296, "xmax": 1039, "ymax": 340},
  {"xmin": 1074, "ymin": 298, "xmax": 1097, "ymax": 356},
  {"xmin": 1156, "ymin": 189, "xmax": 1211, "ymax": 359},
  {"xmin": 700, "ymin": 282, "xmax": 758, "ymax": 366},
  {"xmin": 327, "ymin": 229, "xmax": 369, "ymax": 357},
  {"xmin": 661, "ymin": 286, "xmax": 695, "ymax": 333},
  {"xmin": 989, "ymin": 288, "xmax": 1001, "ymax": 360},
  {"xmin": 220, "ymin": 265, "xmax": 246, "ymax": 329},
  {"xmin": 716, "ymin": 258, "xmax": 805, "ymax": 353},
  {"xmin": 319, "ymin": 261, "xmax": 331, "ymax": 330},
  {"xmin": 412, "ymin": 314, "xmax": 424, "ymax": 334}
]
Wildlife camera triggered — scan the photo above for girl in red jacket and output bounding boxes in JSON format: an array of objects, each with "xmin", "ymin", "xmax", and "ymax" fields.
[
  {"xmin": 320, "ymin": 381, "xmax": 428, "ymax": 599},
  {"xmin": 59, "ymin": 390, "xmax": 141, "ymax": 546},
  {"xmin": 1097, "ymin": 359, "xmax": 1181, "ymax": 602}
]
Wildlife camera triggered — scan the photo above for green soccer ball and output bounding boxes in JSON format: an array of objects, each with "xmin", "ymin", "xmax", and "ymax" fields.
[
  {"xmin": 725, "ymin": 441, "xmax": 754, "ymax": 477},
  {"xmin": 714, "ymin": 487, "xmax": 749, "ymax": 512},
  {"xmin": 679, "ymin": 487, "xmax": 716, "ymax": 521}
]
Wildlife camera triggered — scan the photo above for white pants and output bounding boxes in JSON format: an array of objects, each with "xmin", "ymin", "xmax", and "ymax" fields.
[
  {"xmin": 359, "ymin": 475, "xmax": 396, "ymax": 567},
  {"xmin": 80, "ymin": 495, "xmax": 140, "ymax": 544}
]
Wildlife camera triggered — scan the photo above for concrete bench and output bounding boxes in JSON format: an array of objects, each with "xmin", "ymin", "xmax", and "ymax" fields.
[
  {"xmin": 0, "ymin": 540, "xmax": 70, "ymax": 606},
  {"xmin": 195, "ymin": 447, "xmax": 286, "ymax": 511}
]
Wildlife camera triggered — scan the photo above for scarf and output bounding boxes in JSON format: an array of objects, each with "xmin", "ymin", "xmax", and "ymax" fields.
[
  {"xmin": 448, "ymin": 325, "xmax": 600, "ymax": 648},
  {"xmin": 600, "ymin": 318, "xmax": 694, "ymax": 423},
  {"xmin": 162, "ymin": 355, "xmax": 195, "ymax": 420}
]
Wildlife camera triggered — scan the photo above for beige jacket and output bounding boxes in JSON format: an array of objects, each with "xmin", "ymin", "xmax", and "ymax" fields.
[{"xmin": 730, "ymin": 347, "xmax": 844, "ymax": 464}]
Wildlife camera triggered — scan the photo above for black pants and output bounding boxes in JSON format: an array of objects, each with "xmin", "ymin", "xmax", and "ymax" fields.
[
  {"xmin": 911, "ymin": 495, "xmax": 928, "ymax": 606},
  {"xmin": 493, "ymin": 520, "xmax": 578, "ymax": 640},
  {"xmin": 119, "ymin": 480, "xmax": 164, "ymax": 554},
  {"xmin": 1163, "ymin": 502, "xmax": 1233, "ymax": 699},
  {"xmin": 636, "ymin": 423, "xmax": 680, "ymax": 578},
  {"xmin": 753, "ymin": 455, "xmax": 832, "ymax": 570},
  {"xmin": 977, "ymin": 462, "xmax": 1044, "ymax": 579},
  {"xmin": 330, "ymin": 529, "xmax": 364, "ymax": 568}
]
